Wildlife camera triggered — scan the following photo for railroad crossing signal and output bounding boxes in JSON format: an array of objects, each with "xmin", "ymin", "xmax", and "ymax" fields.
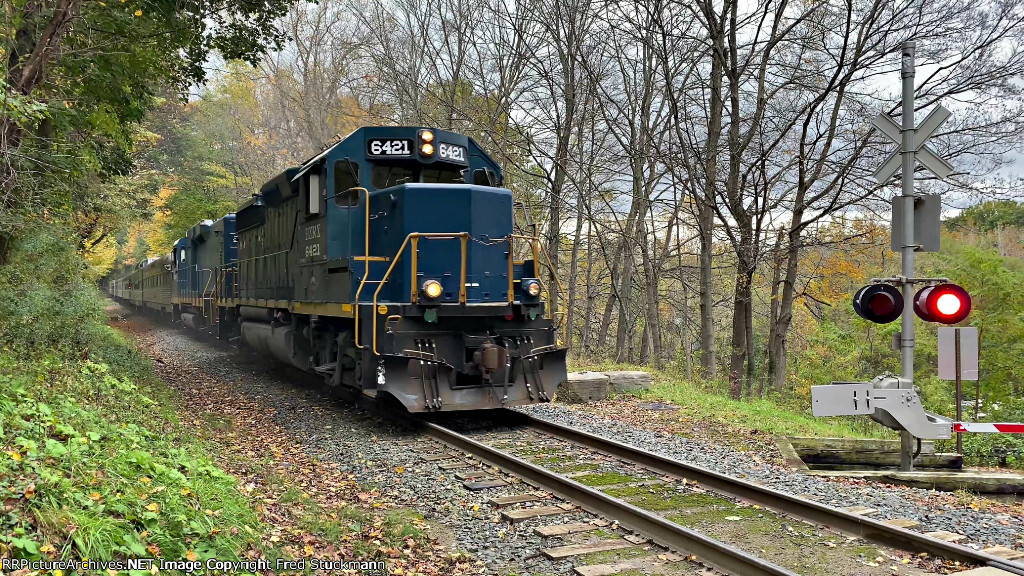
[
  {"xmin": 872, "ymin": 105, "xmax": 954, "ymax": 183},
  {"xmin": 853, "ymin": 282, "xmax": 971, "ymax": 325}
]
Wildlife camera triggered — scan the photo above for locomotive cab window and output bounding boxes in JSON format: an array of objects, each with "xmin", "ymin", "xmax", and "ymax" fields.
[
  {"xmin": 371, "ymin": 163, "xmax": 465, "ymax": 189},
  {"xmin": 371, "ymin": 163, "xmax": 416, "ymax": 189},
  {"xmin": 305, "ymin": 170, "xmax": 322, "ymax": 216},
  {"xmin": 422, "ymin": 167, "xmax": 464, "ymax": 184},
  {"xmin": 474, "ymin": 168, "xmax": 497, "ymax": 186},
  {"xmin": 333, "ymin": 160, "xmax": 361, "ymax": 206}
]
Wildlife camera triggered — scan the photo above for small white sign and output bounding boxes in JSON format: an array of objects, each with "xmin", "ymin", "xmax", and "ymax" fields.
[{"xmin": 938, "ymin": 327, "xmax": 979, "ymax": 381}]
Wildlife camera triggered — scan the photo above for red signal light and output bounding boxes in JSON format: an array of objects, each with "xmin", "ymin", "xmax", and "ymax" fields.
[
  {"xmin": 914, "ymin": 283, "xmax": 971, "ymax": 324},
  {"xmin": 853, "ymin": 284, "xmax": 904, "ymax": 324}
]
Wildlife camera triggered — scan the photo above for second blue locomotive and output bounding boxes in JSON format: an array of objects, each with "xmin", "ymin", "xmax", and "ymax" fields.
[{"xmin": 109, "ymin": 127, "xmax": 566, "ymax": 411}]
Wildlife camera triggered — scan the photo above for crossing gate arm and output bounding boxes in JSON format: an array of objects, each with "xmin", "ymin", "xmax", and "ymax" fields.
[{"xmin": 953, "ymin": 422, "xmax": 1024, "ymax": 434}]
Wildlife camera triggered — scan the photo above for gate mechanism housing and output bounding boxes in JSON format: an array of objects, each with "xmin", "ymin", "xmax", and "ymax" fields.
[{"xmin": 811, "ymin": 375, "xmax": 952, "ymax": 439}]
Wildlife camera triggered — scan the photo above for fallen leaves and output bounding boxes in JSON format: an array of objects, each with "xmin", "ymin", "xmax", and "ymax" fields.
[{"xmin": 127, "ymin": 319, "xmax": 482, "ymax": 576}]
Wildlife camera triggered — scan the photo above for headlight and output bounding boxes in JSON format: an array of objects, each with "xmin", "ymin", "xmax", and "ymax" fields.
[
  {"xmin": 525, "ymin": 280, "xmax": 541, "ymax": 297},
  {"xmin": 420, "ymin": 130, "xmax": 434, "ymax": 143},
  {"xmin": 422, "ymin": 279, "xmax": 443, "ymax": 299},
  {"xmin": 421, "ymin": 143, "xmax": 434, "ymax": 156}
]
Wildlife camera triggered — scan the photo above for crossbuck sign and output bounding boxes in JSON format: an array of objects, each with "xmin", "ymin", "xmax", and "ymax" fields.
[{"xmin": 872, "ymin": 105, "xmax": 954, "ymax": 183}]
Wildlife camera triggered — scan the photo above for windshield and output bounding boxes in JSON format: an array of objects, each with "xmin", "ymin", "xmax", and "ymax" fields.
[{"xmin": 371, "ymin": 163, "xmax": 465, "ymax": 189}]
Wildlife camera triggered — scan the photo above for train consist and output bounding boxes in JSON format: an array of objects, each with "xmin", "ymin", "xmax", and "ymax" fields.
[{"xmin": 108, "ymin": 127, "xmax": 566, "ymax": 412}]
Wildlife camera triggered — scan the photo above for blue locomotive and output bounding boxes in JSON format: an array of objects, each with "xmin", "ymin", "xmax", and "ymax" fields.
[{"xmin": 108, "ymin": 127, "xmax": 566, "ymax": 411}]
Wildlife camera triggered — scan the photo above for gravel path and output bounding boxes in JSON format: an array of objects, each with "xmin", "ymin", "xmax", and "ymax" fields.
[{"xmin": 517, "ymin": 404, "xmax": 1024, "ymax": 549}]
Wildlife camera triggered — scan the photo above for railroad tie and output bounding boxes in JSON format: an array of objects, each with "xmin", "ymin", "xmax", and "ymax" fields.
[
  {"xmin": 883, "ymin": 518, "xmax": 921, "ymax": 529},
  {"xmin": 489, "ymin": 493, "xmax": 547, "ymax": 507},
  {"xmin": 463, "ymin": 478, "xmax": 510, "ymax": 490},
  {"xmin": 925, "ymin": 530, "xmax": 966, "ymax": 542},
  {"xmin": 421, "ymin": 453, "xmax": 456, "ymax": 462},
  {"xmin": 501, "ymin": 505, "xmax": 570, "ymax": 523},
  {"xmin": 573, "ymin": 552, "xmax": 686, "ymax": 576},
  {"xmin": 948, "ymin": 568, "xmax": 1021, "ymax": 575},
  {"xmin": 534, "ymin": 519, "xmax": 611, "ymax": 537},
  {"xmin": 541, "ymin": 538, "xmax": 636, "ymax": 560},
  {"xmin": 438, "ymin": 461, "xmax": 473, "ymax": 470},
  {"xmin": 980, "ymin": 546, "xmax": 1024, "ymax": 561}
]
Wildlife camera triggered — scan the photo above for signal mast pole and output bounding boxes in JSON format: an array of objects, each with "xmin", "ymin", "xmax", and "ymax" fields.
[{"xmin": 899, "ymin": 41, "xmax": 917, "ymax": 472}]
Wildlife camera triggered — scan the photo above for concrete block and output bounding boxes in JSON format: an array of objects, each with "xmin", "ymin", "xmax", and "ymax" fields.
[
  {"xmin": 603, "ymin": 370, "xmax": 653, "ymax": 393},
  {"xmin": 558, "ymin": 372, "xmax": 610, "ymax": 403}
]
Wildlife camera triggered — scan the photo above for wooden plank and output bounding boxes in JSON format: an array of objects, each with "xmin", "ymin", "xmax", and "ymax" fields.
[
  {"xmin": 788, "ymin": 437, "xmax": 936, "ymax": 454},
  {"xmin": 421, "ymin": 453, "xmax": 454, "ymax": 462},
  {"xmin": 843, "ymin": 506, "xmax": 879, "ymax": 516},
  {"xmin": 542, "ymin": 539, "xmax": 636, "ymax": 560},
  {"xmin": 456, "ymin": 470, "xmax": 492, "ymax": 480},
  {"xmin": 775, "ymin": 435, "xmax": 810, "ymax": 470},
  {"xmin": 925, "ymin": 530, "xmax": 966, "ymax": 542},
  {"xmin": 982, "ymin": 546, "xmax": 1024, "ymax": 560},
  {"xmin": 805, "ymin": 453, "xmax": 962, "ymax": 469},
  {"xmin": 534, "ymin": 522, "xmax": 606, "ymax": 537},
  {"xmin": 884, "ymin": 518, "xmax": 921, "ymax": 529},
  {"xmin": 489, "ymin": 494, "xmax": 544, "ymax": 507},
  {"xmin": 464, "ymin": 478, "xmax": 509, "ymax": 490},
  {"xmin": 502, "ymin": 506, "xmax": 569, "ymax": 523}
]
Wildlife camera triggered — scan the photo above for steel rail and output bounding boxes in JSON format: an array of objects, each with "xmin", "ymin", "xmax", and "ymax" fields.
[
  {"xmin": 510, "ymin": 411, "xmax": 1024, "ymax": 576},
  {"xmin": 416, "ymin": 419, "xmax": 801, "ymax": 576}
]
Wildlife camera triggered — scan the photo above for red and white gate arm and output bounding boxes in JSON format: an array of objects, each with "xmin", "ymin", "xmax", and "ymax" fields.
[{"xmin": 953, "ymin": 422, "xmax": 1024, "ymax": 434}]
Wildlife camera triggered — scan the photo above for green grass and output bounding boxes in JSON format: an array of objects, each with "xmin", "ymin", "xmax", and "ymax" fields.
[
  {"xmin": 569, "ymin": 361, "xmax": 891, "ymax": 440},
  {"xmin": 573, "ymin": 472, "xmax": 645, "ymax": 487}
]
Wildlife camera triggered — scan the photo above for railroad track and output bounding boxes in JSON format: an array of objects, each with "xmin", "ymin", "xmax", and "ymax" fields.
[{"xmin": 407, "ymin": 409, "xmax": 1024, "ymax": 576}]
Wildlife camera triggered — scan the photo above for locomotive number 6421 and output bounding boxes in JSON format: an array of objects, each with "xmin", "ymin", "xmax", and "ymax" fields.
[{"xmin": 367, "ymin": 138, "xmax": 413, "ymax": 156}]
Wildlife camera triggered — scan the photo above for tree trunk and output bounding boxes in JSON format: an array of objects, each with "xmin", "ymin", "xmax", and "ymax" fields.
[
  {"xmin": 581, "ymin": 219, "xmax": 594, "ymax": 357},
  {"xmin": 565, "ymin": 189, "xmax": 586, "ymax": 350},
  {"xmin": 614, "ymin": 251, "xmax": 635, "ymax": 362},
  {"xmin": 764, "ymin": 228, "xmax": 786, "ymax": 396},
  {"xmin": 698, "ymin": 15, "xmax": 725, "ymax": 380},
  {"xmin": 639, "ymin": 215, "xmax": 663, "ymax": 367},
  {"xmin": 770, "ymin": 216, "xmax": 804, "ymax": 391},
  {"xmin": 728, "ymin": 262, "xmax": 751, "ymax": 399}
]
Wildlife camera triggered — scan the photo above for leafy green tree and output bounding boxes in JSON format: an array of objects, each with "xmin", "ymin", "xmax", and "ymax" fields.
[
  {"xmin": 947, "ymin": 200, "xmax": 1024, "ymax": 232},
  {"xmin": 1, "ymin": 0, "xmax": 299, "ymax": 261}
]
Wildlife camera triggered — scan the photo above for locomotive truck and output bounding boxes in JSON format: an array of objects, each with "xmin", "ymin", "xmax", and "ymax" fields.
[{"xmin": 109, "ymin": 127, "xmax": 567, "ymax": 412}]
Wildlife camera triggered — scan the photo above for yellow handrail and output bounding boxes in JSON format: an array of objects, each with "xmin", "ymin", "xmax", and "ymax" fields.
[
  {"xmin": 347, "ymin": 187, "xmax": 371, "ymax": 349},
  {"xmin": 510, "ymin": 233, "xmax": 566, "ymax": 343},
  {"xmin": 372, "ymin": 232, "xmax": 469, "ymax": 356}
]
